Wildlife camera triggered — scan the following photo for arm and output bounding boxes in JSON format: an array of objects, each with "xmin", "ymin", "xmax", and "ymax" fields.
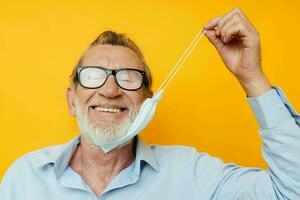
[
  {"xmin": 192, "ymin": 87, "xmax": 300, "ymax": 199},
  {"xmin": 199, "ymin": 8, "xmax": 300, "ymax": 199}
]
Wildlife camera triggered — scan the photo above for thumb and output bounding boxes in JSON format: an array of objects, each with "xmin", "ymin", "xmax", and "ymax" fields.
[{"xmin": 204, "ymin": 29, "xmax": 224, "ymax": 52}]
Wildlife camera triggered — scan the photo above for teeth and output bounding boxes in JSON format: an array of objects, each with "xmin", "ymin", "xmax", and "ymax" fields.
[
  {"xmin": 93, "ymin": 106, "xmax": 122, "ymax": 113},
  {"xmin": 114, "ymin": 109, "xmax": 120, "ymax": 113}
]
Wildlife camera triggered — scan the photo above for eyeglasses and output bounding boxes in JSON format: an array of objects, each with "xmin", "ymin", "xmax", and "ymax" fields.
[{"xmin": 76, "ymin": 66, "xmax": 146, "ymax": 91}]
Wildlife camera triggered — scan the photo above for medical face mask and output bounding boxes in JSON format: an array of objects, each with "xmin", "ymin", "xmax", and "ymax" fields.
[{"xmin": 98, "ymin": 29, "xmax": 206, "ymax": 153}]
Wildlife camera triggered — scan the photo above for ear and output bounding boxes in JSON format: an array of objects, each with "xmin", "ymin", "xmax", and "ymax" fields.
[
  {"xmin": 146, "ymin": 90, "xmax": 153, "ymax": 98},
  {"xmin": 66, "ymin": 87, "xmax": 76, "ymax": 117}
]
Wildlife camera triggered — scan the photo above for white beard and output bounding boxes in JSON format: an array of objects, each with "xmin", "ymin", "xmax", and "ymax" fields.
[{"xmin": 74, "ymin": 97, "xmax": 137, "ymax": 147}]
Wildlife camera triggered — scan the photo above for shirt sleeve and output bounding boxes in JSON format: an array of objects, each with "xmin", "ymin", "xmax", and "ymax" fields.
[
  {"xmin": 192, "ymin": 87, "xmax": 300, "ymax": 200},
  {"xmin": 247, "ymin": 86, "xmax": 300, "ymax": 199},
  {"xmin": 0, "ymin": 158, "xmax": 23, "ymax": 200}
]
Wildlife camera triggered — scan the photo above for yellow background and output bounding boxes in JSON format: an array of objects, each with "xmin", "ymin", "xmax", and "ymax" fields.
[{"xmin": 1, "ymin": 0, "xmax": 299, "ymax": 178}]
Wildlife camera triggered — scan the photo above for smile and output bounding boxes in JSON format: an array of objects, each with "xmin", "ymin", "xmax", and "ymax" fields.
[{"xmin": 90, "ymin": 106, "xmax": 127, "ymax": 113}]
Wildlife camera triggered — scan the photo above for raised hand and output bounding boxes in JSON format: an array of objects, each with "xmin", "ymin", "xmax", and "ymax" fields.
[{"xmin": 203, "ymin": 8, "xmax": 271, "ymax": 97}]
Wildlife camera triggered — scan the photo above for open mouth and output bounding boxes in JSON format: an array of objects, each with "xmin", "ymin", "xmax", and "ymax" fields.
[{"xmin": 90, "ymin": 105, "xmax": 127, "ymax": 113}]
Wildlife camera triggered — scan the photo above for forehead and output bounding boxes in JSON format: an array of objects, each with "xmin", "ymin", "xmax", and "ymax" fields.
[{"xmin": 81, "ymin": 45, "xmax": 144, "ymax": 70}]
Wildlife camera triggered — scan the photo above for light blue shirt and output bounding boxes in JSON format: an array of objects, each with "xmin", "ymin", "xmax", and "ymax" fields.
[{"xmin": 1, "ymin": 87, "xmax": 300, "ymax": 200}]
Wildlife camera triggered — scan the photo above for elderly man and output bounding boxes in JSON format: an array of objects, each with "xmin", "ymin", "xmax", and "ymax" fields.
[{"xmin": 1, "ymin": 8, "xmax": 300, "ymax": 200}]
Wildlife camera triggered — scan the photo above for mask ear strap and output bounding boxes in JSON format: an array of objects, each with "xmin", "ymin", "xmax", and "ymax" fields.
[{"xmin": 155, "ymin": 29, "xmax": 206, "ymax": 97}]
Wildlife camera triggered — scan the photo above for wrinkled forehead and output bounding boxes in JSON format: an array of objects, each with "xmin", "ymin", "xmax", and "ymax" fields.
[{"xmin": 81, "ymin": 45, "xmax": 145, "ymax": 70}]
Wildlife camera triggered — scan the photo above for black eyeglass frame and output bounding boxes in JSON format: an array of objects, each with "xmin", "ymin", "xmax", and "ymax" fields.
[{"xmin": 76, "ymin": 66, "xmax": 147, "ymax": 91}]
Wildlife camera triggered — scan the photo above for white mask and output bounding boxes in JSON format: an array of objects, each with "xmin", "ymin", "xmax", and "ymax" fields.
[{"xmin": 99, "ymin": 29, "xmax": 206, "ymax": 153}]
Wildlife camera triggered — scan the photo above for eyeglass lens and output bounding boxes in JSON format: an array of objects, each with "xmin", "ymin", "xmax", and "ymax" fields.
[{"xmin": 79, "ymin": 67, "xmax": 144, "ymax": 90}]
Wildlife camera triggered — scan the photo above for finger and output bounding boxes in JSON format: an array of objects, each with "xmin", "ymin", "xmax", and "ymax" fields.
[
  {"xmin": 223, "ymin": 22, "xmax": 250, "ymax": 43},
  {"xmin": 219, "ymin": 17, "xmax": 237, "ymax": 42},
  {"xmin": 233, "ymin": 8, "xmax": 250, "ymax": 22},
  {"xmin": 203, "ymin": 16, "xmax": 222, "ymax": 30},
  {"xmin": 231, "ymin": 8, "xmax": 257, "ymax": 32},
  {"xmin": 216, "ymin": 8, "xmax": 247, "ymax": 36},
  {"xmin": 219, "ymin": 14, "xmax": 248, "ymax": 42},
  {"xmin": 204, "ymin": 29, "xmax": 224, "ymax": 52}
]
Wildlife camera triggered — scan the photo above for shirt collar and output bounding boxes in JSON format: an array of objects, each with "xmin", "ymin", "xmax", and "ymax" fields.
[
  {"xmin": 38, "ymin": 135, "xmax": 159, "ymax": 179},
  {"xmin": 135, "ymin": 136, "xmax": 159, "ymax": 173},
  {"xmin": 38, "ymin": 136, "xmax": 80, "ymax": 179}
]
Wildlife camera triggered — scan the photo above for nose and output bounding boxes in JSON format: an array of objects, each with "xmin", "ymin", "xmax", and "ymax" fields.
[{"xmin": 97, "ymin": 75, "xmax": 122, "ymax": 98}]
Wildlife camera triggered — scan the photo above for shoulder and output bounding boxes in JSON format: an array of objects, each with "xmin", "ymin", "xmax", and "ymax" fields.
[
  {"xmin": 149, "ymin": 143, "xmax": 224, "ymax": 167},
  {"xmin": 1, "ymin": 143, "xmax": 65, "ymax": 181},
  {"xmin": 146, "ymin": 144, "xmax": 229, "ymax": 183},
  {"xmin": 150, "ymin": 143, "xmax": 198, "ymax": 157}
]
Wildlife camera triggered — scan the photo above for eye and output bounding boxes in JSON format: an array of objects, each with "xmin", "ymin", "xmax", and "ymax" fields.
[
  {"xmin": 117, "ymin": 70, "xmax": 142, "ymax": 81},
  {"xmin": 79, "ymin": 67, "xmax": 107, "ymax": 88}
]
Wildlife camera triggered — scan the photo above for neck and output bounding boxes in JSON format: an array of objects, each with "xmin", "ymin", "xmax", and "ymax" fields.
[{"xmin": 70, "ymin": 136, "xmax": 135, "ymax": 195}]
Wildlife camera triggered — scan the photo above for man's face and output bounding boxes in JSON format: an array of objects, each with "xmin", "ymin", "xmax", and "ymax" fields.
[{"xmin": 67, "ymin": 45, "xmax": 151, "ymax": 144}]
